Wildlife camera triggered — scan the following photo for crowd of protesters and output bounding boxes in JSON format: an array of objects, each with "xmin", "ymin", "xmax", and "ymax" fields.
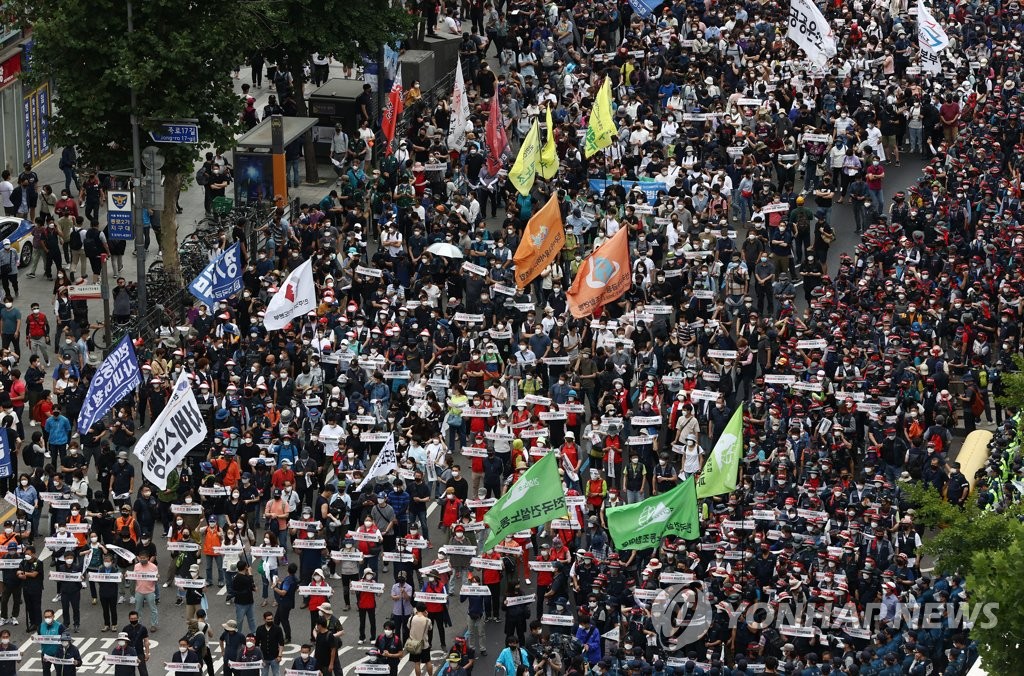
[{"xmin": 4, "ymin": 0, "xmax": 1024, "ymax": 675}]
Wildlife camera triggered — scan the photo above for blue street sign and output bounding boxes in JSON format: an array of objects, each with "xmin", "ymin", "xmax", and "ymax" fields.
[
  {"xmin": 107, "ymin": 190, "xmax": 134, "ymax": 240},
  {"xmin": 149, "ymin": 123, "xmax": 199, "ymax": 144}
]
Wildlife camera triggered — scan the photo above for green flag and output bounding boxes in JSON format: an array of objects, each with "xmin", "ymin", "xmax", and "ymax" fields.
[
  {"xmin": 605, "ymin": 476, "xmax": 701, "ymax": 550},
  {"xmin": 696, "ymin": 404, "xmax": 744, "ymax": 499},
  {"xmin": 483, "ymin": 452, "xmax": 566, "ymax": 550}
]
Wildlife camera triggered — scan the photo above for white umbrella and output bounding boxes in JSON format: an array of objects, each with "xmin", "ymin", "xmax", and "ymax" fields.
[{"xmin": 426, "ymin": 242, "xmax": 464, "ymax": 259}]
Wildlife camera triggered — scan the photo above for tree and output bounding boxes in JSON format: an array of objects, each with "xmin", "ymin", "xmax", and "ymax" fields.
[
  {"xmin": 251, "ymin": 0, "xmax": 415, "ymax": 182},
  {"xmin": 968, "ymin": 523, "xmax": 1024, "ymax": 674},
  {"xmin": 15, "ymin": 0, "xmax": 252, "ymax": 284}
]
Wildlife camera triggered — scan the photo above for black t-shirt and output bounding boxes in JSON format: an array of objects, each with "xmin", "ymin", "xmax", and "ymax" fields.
[{"xmin": 231, "ymin": 572, "xmax": 256, "ymax": 605}]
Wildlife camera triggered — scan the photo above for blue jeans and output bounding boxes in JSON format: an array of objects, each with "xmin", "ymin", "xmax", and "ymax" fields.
[
  {"xmin": 803, "ymin": 160, "xmax": 819, "ymax": 192},
  {"xmin": 909, "ymin": 127, "xmax": 923, "ymax": 152},
  {"xmin": 205, "ymin": 555, "xmax": 225, "ymax": 585},
  {"xmin": 287, "ymin": 158, "xmax": 301, "ymax": 187},
  {"xmin": 235, "ymin": 602, "xmax": 257, "ymax": 634},
  {"xmin": 447, "ymin": 422, "xmax": 466, "ymax": 451},
  {"xmin": 134, "ymin": 591, "xmax": 158, "ymax": 627},
  {"xmin": 868, "ymin": 188, "xmax": 885, "ymax": 214},
  {"xmin": 262, "ymin": 661, "xmax": 282, "ymax": 676}
]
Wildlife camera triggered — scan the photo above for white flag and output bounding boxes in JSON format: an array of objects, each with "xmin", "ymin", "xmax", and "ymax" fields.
[
  {"xmin": 357, "ymin": 433, "xmax": 399, "ymax": 491},
  {"xmin": 917, "ymin": 0, "xmax": 950, "ymax": 52},
  {"xmin": 264, "ymin": 258, "xmax": 317, "ymax": 331},
  {"xmin": 133, "ymin": 372, "xmax": 208, "ymax": 490},
  {"xmin": 447, "ymin": 56, "xmax": 470, "ymax": 151},
  {"xmin": 786, "ymin": 0, "xmax": 837, "ymax": 67}
]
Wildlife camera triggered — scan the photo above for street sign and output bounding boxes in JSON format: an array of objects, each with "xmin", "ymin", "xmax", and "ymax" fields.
[
  {"xmin": 106, "ymin": 190, "xmax": 134, "ymax": 240},
  {"xmin": 68, "ymin": 283, "xmax": 101, "ymax": 300},
  {"xmin": 149, "ymin": 123, "xmax": 199, "ymax": 144},
  {"xmin": 141, "ymin": 146, "xmax": 165, "ymax": 170}
]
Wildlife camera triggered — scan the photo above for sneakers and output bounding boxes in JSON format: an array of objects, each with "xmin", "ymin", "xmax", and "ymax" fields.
[
  {"xmin": 117, "ymin": 595, "xmax": 126, "ymax": 604},
  {"xmin": 26, "ymin": 273, "xmax": 34, "ymax": 279},
  {"xmin": 358, "ymin": 639, "xmax": 365, "ymax": 645},
  {"xmin": 174, "ymin": 598, "xmax": 183, "ymax": 606},
  {"xmin": 52, "ymin": 594, "xmax": 61, "ymax": 603},
  {"xmin": 331, "ymin": 573, "xmax": 341, "ymax": 580},
  {"xmin": 0, "ymin": 618, "xmax": 7, "ymax": 625},
  {"xmin": 102, "ymin": 625, "xmax": 110, "ymax": 632},
  {"xmin": 162, "ymin": 582, "xmax": 169, "ymax": 588},
  {"xmin": 9, "ymin": 618, "xmax": 18, "ymax": 626}
]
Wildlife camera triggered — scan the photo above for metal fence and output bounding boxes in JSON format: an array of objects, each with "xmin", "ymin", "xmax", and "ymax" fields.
[{"xmin": 374, "ymin": 68, "xmax": 458, "ymax": 157}]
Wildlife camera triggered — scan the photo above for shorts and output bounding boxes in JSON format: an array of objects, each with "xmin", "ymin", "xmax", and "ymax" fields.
[{"xmin": 410, "ymin": 647, "xmax": 432, "ymax": 663}]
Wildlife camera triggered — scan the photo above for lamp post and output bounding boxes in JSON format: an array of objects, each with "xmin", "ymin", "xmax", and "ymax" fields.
[{"xmin": 127, "ymin": 0, "xmax": 148, "ymax": 319}]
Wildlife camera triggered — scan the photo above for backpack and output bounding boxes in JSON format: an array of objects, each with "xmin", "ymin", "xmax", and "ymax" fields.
[
  {"xmin": 69, "ymin": 228, "xmax": 84, "ymax": 251},
  {"xmin": 906, "ymin": 448, "xmax": 927, "ymax": 479},
  {"xmin": 84, "ymin": 228, "xmax": 103, "ymax": 257},
  {"xmin": 195, "ymin": 167, "xmax": 210, "ymax": 186},
  {"xmin": 927, "ymin": 430, "xmax": 945, "ymax": 454}
]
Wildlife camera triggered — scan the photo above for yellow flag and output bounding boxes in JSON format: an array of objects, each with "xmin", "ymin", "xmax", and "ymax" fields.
[
  {"xmin": 584, "ymin": 77, "xmax": 617, "ymax": 158},
  {"xmin": 512, "ymin": 193, "xmax": 565, "ymax": 288},
  {"xmin": 508, "ymin": 119, "xmax": 540, "ymax": 196},
  {"xmin": 538, "ymin": 105, "xmax": 559, "ymax": 180}
]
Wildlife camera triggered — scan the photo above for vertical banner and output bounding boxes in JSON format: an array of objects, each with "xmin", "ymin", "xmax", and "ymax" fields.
[
  {"xmin": 786, "ymin": 0, "xmax": 838, "ymax": 67},
  {"xmin": 77, "ymin": 335, "xmax": 142, "ymax": 434},
  {"xmin": 132, "ymin": 373, "xmax": 208, "ymax": 489}
]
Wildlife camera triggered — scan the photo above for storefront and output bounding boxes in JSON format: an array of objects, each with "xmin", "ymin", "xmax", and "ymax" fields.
[{"xmin": 0, "ymin": 35, "xmax": 50, "ymax": 172}]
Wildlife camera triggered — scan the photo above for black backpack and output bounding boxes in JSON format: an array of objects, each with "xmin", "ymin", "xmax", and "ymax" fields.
[
  {"xmin": 84, "ymin": 228, "xmax": 103, "ymax": 257},
  {"xmin": 69, "ymin": 228, "xmax": 84, "ymax": 251}
]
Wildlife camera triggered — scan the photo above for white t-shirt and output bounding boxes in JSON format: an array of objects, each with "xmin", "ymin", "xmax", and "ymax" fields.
[{"xmin": 0, "ymin": 181, "xmax": 13, "ymax": 208}]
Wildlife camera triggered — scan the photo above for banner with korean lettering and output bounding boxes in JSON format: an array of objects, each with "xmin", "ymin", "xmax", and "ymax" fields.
[
  {"xmin": 483, "ymin": 452, "xmax": 566, "ymax": 550},
  {"xmin": 786, "ymin": 0, "xmax": 837, "ymax": 67},
  {"xmin": 132, "ymin": 372, "xmax": 208, "ymax": 489},
  {"xmin": 188, "ymin": 242, "xmax": 244, "ymax": 308},
  {"xmin": 605, "ymin": 476, "xmax": 700, "ymax": 550},
  {"xmin": 77, "ymin": 335, "xmax": 142, "ymax": 435}
]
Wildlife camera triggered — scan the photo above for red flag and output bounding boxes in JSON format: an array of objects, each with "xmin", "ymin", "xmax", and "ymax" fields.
[
  {"xmin": 382, "ymin": 80, "xmax": 404, "ymax": 156},
  {"xmin": 485, "ymin": 90, "xmax": 508, "ymax": 176}
]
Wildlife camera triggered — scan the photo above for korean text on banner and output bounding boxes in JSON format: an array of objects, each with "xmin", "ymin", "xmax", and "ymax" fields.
[
  {"xmin": 584, "ymin": 77, "xmax": 617, "ymax": 158},
  {"xmin": 264, "ymin": 258, "xmax": 317, "ymax": 331},
  {"xmin": 357, "ymin": 434, "xmax": 399, "ymax": 491},
  {"xmin": 483, "ymin": 452, "xmax": 566, "ymax": 550},
  {"xmin": 77, "ymin": 335, "xmax": 141, "ymax": 435},
  {"xmin": 538, "ymin": 105, "xmax": 559, "ymax": 180},
  {"xmin": 786, "ymin": 0, "xmax": 837, "ymax": 67},
  {"xmin": 605, "ymin": 476, "xmax": 700, "ymax": 549},
  {"xmin": 508, "ymin": 119, "xmax": 540, "ymax": 197},
  {"xmin": 696, "ymin": 405, "xmax": 743, "ymax": 499},
  {"xmin": 188, "ymin": 241, "xmax": 244, "ymax": 308},
  {"xmin": 447, "ymin": 56, "xmax": 470, "ymax": 151},
  {"xmin": 132, "ymin": 372, "xmax": 208, "ymax": 490},
  {"xmin": 566, "ymin": 227, "xmax": 631, "ymax": 318},
  {"xmin": 512, "ymin": 193, "xmax": 565, "ymax": 289}
]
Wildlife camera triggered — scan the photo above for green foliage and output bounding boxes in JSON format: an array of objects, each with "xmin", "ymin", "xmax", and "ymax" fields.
[
  {"xmin": 15, "ymin": 0, "xmax": 251, "ymax": 175},
  {"xmin": 253, "ymin": 0, "xmax": 415, "ymax": 67},
  {"xmin": 903, "ymin": 482, "xmax": 1024, "ymax": 576},
  {"xmin": 968, "ymin": 523, "xmax": 1024, "ymax": 674},
  {"xmin": 995, "ymin": 354, "xmax": 1024, "ymax": 410}
]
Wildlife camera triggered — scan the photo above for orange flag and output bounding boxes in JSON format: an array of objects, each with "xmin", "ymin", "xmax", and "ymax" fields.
[
  {"xmin": 512, "ymin": 193, "xmax": 565, "ymax": 288},
  {"xmin": 566, "ymin": 227, "xmax": 632, "ymax": 318}
]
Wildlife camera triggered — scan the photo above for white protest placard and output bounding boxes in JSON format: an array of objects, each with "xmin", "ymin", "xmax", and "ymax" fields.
[
  {"xmin": 454, "ymin": 313, "xmax": 485, "ymax": 324},
  {"xmin": 528, "ymin": 560, "xmax": 556, "ymax": 572},
  {"xmin": 419, "ymin": 562, "xmax": 452, "ymax": 576},
  {"xmin": 631, "ymin": 416, "xmax": 662, "ymax": 426},
  {"xmin": 442, "ymin": 545, "xmax": 478, "ymax": 557},
  {"xmin": 293, "ymin": 539, "xmax": 327, "ymax": 550},
  {"xmin": 44, "ymin": 536, "xmax": 79, "ymax": 549},
  {"xmin": 288, "ymin": 520, "xmax": 321, "ymax": 531},
  {"xmin": 764, "ymin": 374, "xmax": 797, "ymax": 385},
  {"xmin": 298, "ymin": 585, "xmax": 333, "ymax": 596},
  {"xmin": 354, "ymin": 665, "xmax": 392, "ymax": 675},
  {"xmin": 461, "ymin": 262, "xmax": 488, "ymax": 276},
  {"xmin": 171, "ymin": 504, "xmax": 205, "ymax": 515},
  {"xmin": 355, "ymin": 266, "xmax": 384, "ymax": 278},
  {"xmin": 199, "ymin": 486, "xmax": 228, "ymax": 497},
  {"xmin": 105, "ymin": 654, "xmax": 139, "ymax": 666},
  {"xmin": 505, "ymin": 594, "xmax": 536, "ymax": 606},
  {"xmin": 175, "ymin": 577, "xmax": 207, "ymax": 589},
  {"xmin": 796, "ymin": 339, "xmax": 828, "ymax": 350},
  {"xmin": 3, "ymin": 492, "xmax": 33, "ymax": 514},
  {"xmin": 707, "ymin": 350, "xmax": 738, "ymax": 360},
  {"xmin": 415, "ymin": 591, "xmax": 449, "ymax": 604},
  {"xmin": 460, "ymin": 584, "xmax": 491, "ymax": 596},
  {"xmin": 49, "ymin": 571, "xmax": 83, "ymax": 583},
  {"xmin": 251, "ymin": 546, "xmax": 286, "ymax": 558},
  {"xmin": 89, "ymin": 571, "xmax": 123, "ymax": 582},
  {"xmin": 470, "ymin": 556, "xmax": 504, "ymax": 570},
  {"xmin": 350, "ymin": 581, "xmax": 386, "ymax": 594},
  {"xmin": 166, "ymin": 541, "xmax": 201, "ymax": 552},
  {"xmin": 164, "ymin": 663, "xmax": 201, "ymax": 672},
  {"xmin": 541, "ymin": 614, "xmax": 575, "ymax": 626},
  {"xmin": 0, "ymin": 650, "xmax": 20, "ymax": 661},
  {"xmin": 347, "ymin": 531, "xmax": 382, "ymax": 543},
  {"xmin": 762, "ymin": 202, "xmax": 790, "ymax": 214},
  {"xmin": 382, "ymin": 552, "xmax": 414, "ymax": 563}
]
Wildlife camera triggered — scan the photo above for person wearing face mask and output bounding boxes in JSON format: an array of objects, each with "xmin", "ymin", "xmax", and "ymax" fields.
[
  {"xmin": 50, "ymin": 632, "xmax": 82, "ymax": 676},
  {"xmin": 253, "ymin": 610, "xmax": 285, "ymax": 674},
  {"xmin": 230, "ymin": 560, "xmax": 258, "ymax": 635},
  {"xmin": 289, "ymin": 642, "xmax": 318, "ymax": 672},
  {"xmin": 106, "ymin": 631, "xmax": 138, "ymax": 676},
  {"xmin": 373, "ymin": 619, "xmax": 403, "ymax": 676},
  {"xmin": 36, "ymin": 608, "xmax": 67, "ymax": 672},
  {"xmin": 170, "ymin": 638, "xmax": 202, "ymax": 676},
  {"xmin": 55, "ymin": 549, "xmax": 83, "ymax": 631},
  {"xmin": 16, "ymin": 545, "xmax": 43, "ymax": 632}
]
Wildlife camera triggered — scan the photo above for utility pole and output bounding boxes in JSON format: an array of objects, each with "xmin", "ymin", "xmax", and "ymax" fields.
[{"xmin": 127, "ymin": 0, "xmax": 148, "ymax": 318}]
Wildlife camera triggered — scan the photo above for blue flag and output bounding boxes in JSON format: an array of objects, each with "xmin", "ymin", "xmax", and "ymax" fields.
[
  {"xmin": 629, "ymin": 0, "xmax": 663, "ymax": 19},
  {"xmin": 188, "ymin": 242, "xmax": 244, "ymax": 307},
  {"xmin": 77, "ymin": 335, "xmax": 142, "ymax": 434},
  {"xmin": 0, "ymin": 427, "xmax": 11, "ymax": 479}
]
